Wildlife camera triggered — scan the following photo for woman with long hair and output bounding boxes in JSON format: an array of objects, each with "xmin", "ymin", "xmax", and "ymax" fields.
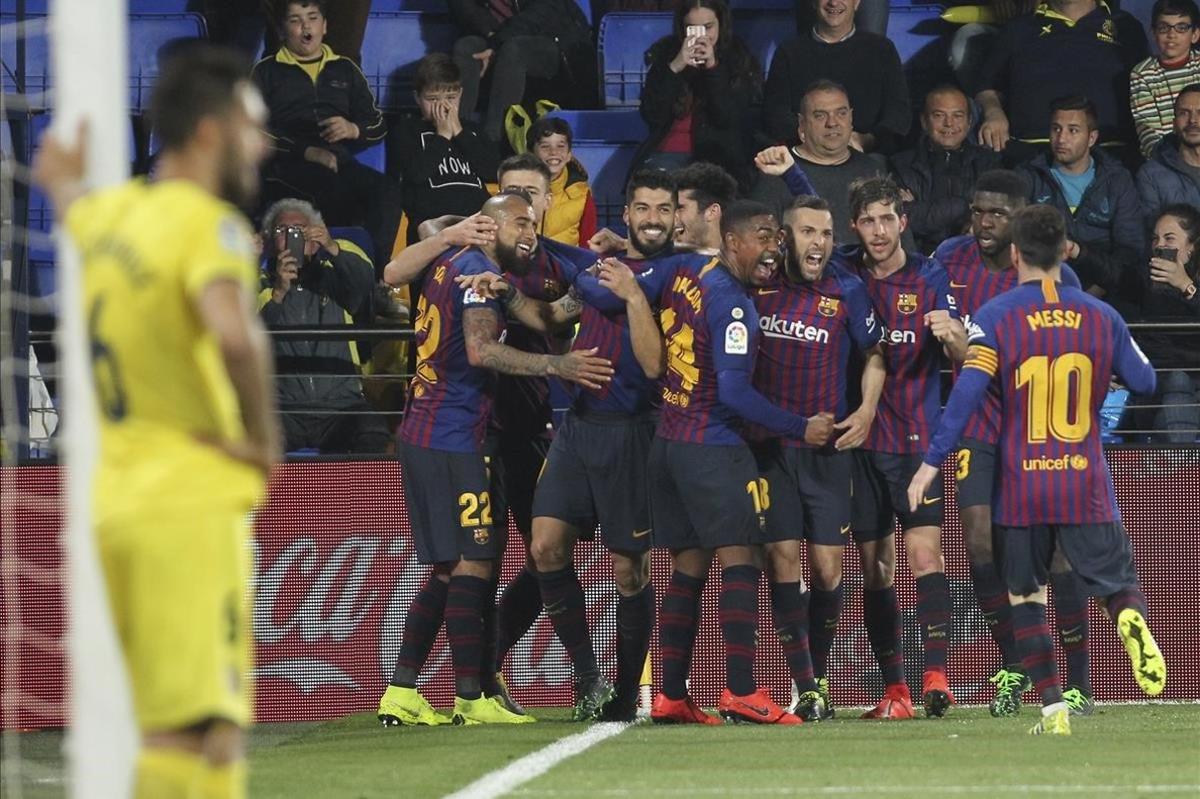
[
  {"xmin": 1133, "ymin": 204, "xmax": 1200, "ymax": 441},
  {"xmin": 634, "ymin": 0, "xmax": 762, "ymax": 190}
]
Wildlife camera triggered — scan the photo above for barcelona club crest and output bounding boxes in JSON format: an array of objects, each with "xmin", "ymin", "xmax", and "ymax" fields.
[
  {"xmin": 473, "ymin": 528, "xmax": 490, "ymax": 545},
  {"xmin": 896, "ymin": 292, "xmax": 918, "ymax": 315},
  {"xmin": 817, "ymin": 296, "xmax": 840, "ymax": 317}
]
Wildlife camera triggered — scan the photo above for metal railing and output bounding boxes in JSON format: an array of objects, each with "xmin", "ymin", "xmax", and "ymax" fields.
[{"xmin": 9, "ymin": 319, "xmax": 1200, "ymax": 459}]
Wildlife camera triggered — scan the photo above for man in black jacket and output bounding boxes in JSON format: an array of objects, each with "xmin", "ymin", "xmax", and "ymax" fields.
[
  {"xmin": 1019, "ymin": 96, "xmax": 1144, "ymax": 312},
  {"xmin": 259, "ymin": 198, "xmax": 390, "ymax": 454},
  {"xmin": 253, "ymin": 0, "xmax": 402, "ymax": 262},
  {"xmin": 764, "ymin": 0, "xmax": 910, "ymax": 153},
  {"xmin": 891, "ymin": 86, "xmax": 1002, "ymax": 254},
  {"xmin": 449, "ymin": 0, "xmax": 594, "ymax": 142}
]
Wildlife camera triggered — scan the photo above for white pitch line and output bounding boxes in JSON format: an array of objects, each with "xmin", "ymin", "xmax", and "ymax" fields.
[
  {"xmin": 441, "ymin": 721, "xmax": 631, "ymax": 799},
  {"xmin": 510, "ymin": 786, "xmax": 1200, "ymax": 797}
]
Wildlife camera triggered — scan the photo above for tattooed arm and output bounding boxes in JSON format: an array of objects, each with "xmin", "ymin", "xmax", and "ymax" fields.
[
  {"xmin": 463, "ymin": 306, "xmax": 613, "ymax": 388},
  {"xmin": 455, "ymin": 273, "xmax": 583, "ymax": 334}
]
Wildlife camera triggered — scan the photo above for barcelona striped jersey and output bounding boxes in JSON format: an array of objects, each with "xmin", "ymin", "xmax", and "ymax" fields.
[
  {"xmin": 400, "ymin": 247, "xmax": 504, "ymax": 453},
  {"xmin": 750, "ymin": 262, "xmax": 884, "ymax": 447},
  {"xmin": 925, "ymin": 279, "xmax": 1156, "ymax": 525},
  {"xmin": 936, "ymin": 234, "xmax": 1082, "ymax": 444},
  {"xmin": 840, "ymin": 247, "xmax": 959, "ymax": 454}
]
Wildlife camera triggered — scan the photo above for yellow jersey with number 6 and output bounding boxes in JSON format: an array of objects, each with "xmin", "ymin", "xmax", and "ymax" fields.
[{"xmin": 66, "ymin": 178, "xmax": 265, "ymax": 520}]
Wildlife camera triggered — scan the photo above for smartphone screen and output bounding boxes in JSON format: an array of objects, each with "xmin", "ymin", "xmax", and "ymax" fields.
[{"xmin": 286, "ymin": 228, "xmax": 306, "ymax": 263}]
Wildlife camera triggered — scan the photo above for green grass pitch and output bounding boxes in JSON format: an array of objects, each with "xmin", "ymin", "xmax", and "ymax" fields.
[
  {"xmin": 249, "ymin": 704, "xmax": 1200, "ymax": 798},
  {"xmin": 10, "ymin": 704, "xmax": 1199, "ymax": 797}
]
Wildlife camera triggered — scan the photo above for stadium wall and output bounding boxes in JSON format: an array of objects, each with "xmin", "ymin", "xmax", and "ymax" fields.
[{"xmin": 2, "ymin": 447, "xmax": 1197, "ymax": 729}]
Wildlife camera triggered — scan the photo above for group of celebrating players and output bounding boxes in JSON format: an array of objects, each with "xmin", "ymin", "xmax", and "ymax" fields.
[
  {"xmin": 32, "ymin": 41, "xmax": 1172, "ymax": 799},
  {"xmin": 378, "ymin": 152, "xmax": 1168, "ymax": 736}
]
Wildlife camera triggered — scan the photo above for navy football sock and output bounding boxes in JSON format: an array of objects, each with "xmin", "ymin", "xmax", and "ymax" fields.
[
  {"xmin": 1050, "ymin": 570, "xmax": 1091, "ymax": 694},
  {"xmin": 495, "ymin": 566, "xmax": 542, "ymax": 666},
  {"xmin": 863, "ymin": 586, "xmax": 905, "ymax": 686},
  {"xmin": 391, "ymin": 571, "xmax": 448, "ymax": 688},
  {"xmin": 1012, "ymin": 600, "xmax": 1062, "ymax": 706},
  {"xmin": 446, "ymin": 574, "xmax": 490, "ymax": 700},
  {"xmin": 479, "ymin": 570, "xmax": 500, "ymax": 694},
  {"xmin": 808, "ymin": 584, "xmax": 842, "ymax": 679},
  {"xmin": 770, "ymin": 581, "xmax": 816, "ymax": 692},
  {"xmin": 660, "ymin": 571, "xmax": 704, "ymax": 701},
  {"xmin": 720, "ymin": 565, "xmax": 760, "ymax": 697},
  {"xmin": 969, "ymin": 558, "xmax": 1020, "ymax": 668},
  {"xmin": 1106, "ymin": 585, "xmax": 1149, "ymax": 620},
  {"xmin": 616, "ymin": 583, "xmax": 655, "ymax": 698},
  {"xmin": 537, "ymin": 565, "xmax": 598, "ymax": 679},
  {"xmin": 915, "ymin": 572, "xmax": 951, "ymax": 673}
]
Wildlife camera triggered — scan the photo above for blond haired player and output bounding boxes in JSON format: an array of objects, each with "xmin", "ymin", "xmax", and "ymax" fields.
[{"xmin": 33, "ymin": 45, "xmax": 279, "ymax": 798}]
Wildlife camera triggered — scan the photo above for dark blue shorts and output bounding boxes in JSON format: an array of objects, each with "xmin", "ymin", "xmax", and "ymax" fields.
[
  {"xmin": 532, "ymin": 411, "xmax": 655, "ymax": 553},
  {"xmin": 753, "ymin": 442, "xmax": 853, "ymax": 546},
  {"xmin": 955, "ymin": 437, "xmax": 996, "ymax": 510},
  {"xmin": 995, "ymin": 521, "xmax": 1140, "ymax": 598},
  {"xmin": 851, "ymin": 449, "xmax": 943, "ymax": 541},
  {"xmin": 400, "ymin": 441, "xmax": 501, "ymax": 565},
  {"xmin": 649, "ymin": 438, "xmax": 764, "ymax": 551},
  {"xmin": 485, "ymin": 433, "xmax": 551, "ymax": 540}
]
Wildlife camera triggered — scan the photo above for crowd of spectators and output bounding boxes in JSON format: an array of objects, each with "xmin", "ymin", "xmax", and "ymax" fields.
[{"xmin": 184, "ymin": 0, "xmax": 1199, "ymax": 447}]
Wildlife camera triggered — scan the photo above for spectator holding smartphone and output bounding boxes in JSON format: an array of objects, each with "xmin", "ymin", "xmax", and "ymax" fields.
[
  {"xmin": 1128, "ymin": 205, "xmax": 1200, "ymax": 442},
  {"xmin": 635, "ymin": 0, "xmax": 763, "ymax": 190}
]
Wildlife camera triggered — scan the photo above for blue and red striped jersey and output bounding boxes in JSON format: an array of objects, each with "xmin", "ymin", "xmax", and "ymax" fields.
[
  {"xmin": 926, "ymin": 279, "xmax": 1157, "ymax": 526},
  {"xmin": 842, "ymin": 247, "xmax": 959, "ymax": 454},
  {"xmin": 489, "ymin": 237, "xmax": 582, "ymax": 439},
  {"xmin": 400, "ymin": 247, "xmax": 505, "ymax": 453},
  {"xmin": 570, "ymin": 252, "xmax": 662, "ymax": 416},
  {"xmin": 750, "ymin": 263, "xmax": 884, "ymax": 447},
  {"xmin": 935, "ymin": 234, "xmax": 1082, "ymax": 444},
  {"xmin": 655, "ymin": 257, "xmax": 759, "ymax": 445}
]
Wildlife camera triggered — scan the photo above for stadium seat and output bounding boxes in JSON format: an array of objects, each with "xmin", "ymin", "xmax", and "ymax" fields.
[
  {"xmin": 354, "ymin": 140, "xmax": 387, "ymax": 174},
  {"xmin": 128, "ymin": 0, "xmax": 190, "ymax": 11},
  {"xmin": 329, "ymin": 226, "xmax": 376, "ymax": 267},
  {"xmin": 366, "ymin": 0, "xmax": 445, "ymax": 10},
  {"xmin": 547, "ymin": 109, "xmax": 645, "ymax": 231},
  {"xmin": 359, "ymin": 11, "xmax": 457, "ymax": 112},
  {"xmin": 128, "ymin": 13, "xmax": 208, "ymax": 111},
  {"xmin": 597, "ymin": 13, "xmax": 671, "ymax": 108},
  {"xmin": 0, "ymin": 12, "xmax": 51, "ymax": 110},
  {"xmin": 735, "ymin": 9, "xmax": 791, "ymax": 77},
  {"xmin": 885, "ymin": 4, "xmax": 947, "ymax": 66}
]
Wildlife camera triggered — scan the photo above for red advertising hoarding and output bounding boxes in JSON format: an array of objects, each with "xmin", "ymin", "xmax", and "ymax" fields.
[{"xmin": 2, "ymin": 448, "xmax": 1198, "ymax": 729}]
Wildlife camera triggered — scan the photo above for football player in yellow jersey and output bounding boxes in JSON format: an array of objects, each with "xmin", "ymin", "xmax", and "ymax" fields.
[{"xmin": 33, "ymin": 46, "xmax": 280, "ymax": 799}]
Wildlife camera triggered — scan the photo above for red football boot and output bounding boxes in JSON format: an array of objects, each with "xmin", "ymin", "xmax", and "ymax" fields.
[
  {"xmin": 922, "ymin": 669, "xmax": 955, "ymax": 718},
  {"xmin": 718, "ymin": 688, "xmax": 804, "ymax": 725},
  {"xmin": 651, "ymin": 693, "xmax": 721, "ymax": 725},
  {"xmin": 861, "ymin": 682, "xmax": 916, "ymax": 720}
]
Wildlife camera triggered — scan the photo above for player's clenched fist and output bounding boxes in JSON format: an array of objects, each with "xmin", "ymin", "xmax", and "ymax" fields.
[
  {"xmin": 803, "ymin": 411, "xmax": 836, "ymax": 446},
  {"xmin": 548, "ymin": 347, "xmax": 614, "ymax": 390},
  {"xmin": 754, "ymin": 145, "xmax": 795, "ymax": 176},
  {"xmin": 925, "ymin": 309, "xmax": 967, "ymax": 359},
  {"xmin": 598, "ymin": 258, "xmax": 641, "ymax": 301}
]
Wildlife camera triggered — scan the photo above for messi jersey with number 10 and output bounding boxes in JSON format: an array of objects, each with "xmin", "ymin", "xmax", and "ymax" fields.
[
  {"xmin": 928, "ymin": 279, "xmax": 1156, "ymax": 526},
  {"xmin": 401, "ymin": 247, "xmax": 505, "ymax": 453}
]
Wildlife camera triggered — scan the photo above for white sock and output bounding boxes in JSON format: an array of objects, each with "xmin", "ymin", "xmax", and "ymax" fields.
[{"xmin": 1042, "ymin": 701, "xmax": 1068, "ymax": 716}]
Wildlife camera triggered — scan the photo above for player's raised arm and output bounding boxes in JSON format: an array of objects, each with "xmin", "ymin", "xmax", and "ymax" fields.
[
  {"xmin": 383, "ymin": 213, "xmax": 496, "ymax": 286},
  {"xmin": 196, "ymin": 279, "xmax": 281, "ymax": 473},
  {"xmin": 31, "ymin": 120, "xmax": 89, "ymax": 220},
  {"xmin": 454, "ymin": 271, "xmax": 583, "ymax": 333},
  {"xmin": 599, "ymin": 258, "xmax": 665, "ymax": 379}
]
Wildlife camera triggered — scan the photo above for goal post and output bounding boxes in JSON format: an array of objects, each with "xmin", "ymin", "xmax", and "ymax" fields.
[{"xmin": 49, "ymin": 0, "xmax": 137, "ymax": 796}]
